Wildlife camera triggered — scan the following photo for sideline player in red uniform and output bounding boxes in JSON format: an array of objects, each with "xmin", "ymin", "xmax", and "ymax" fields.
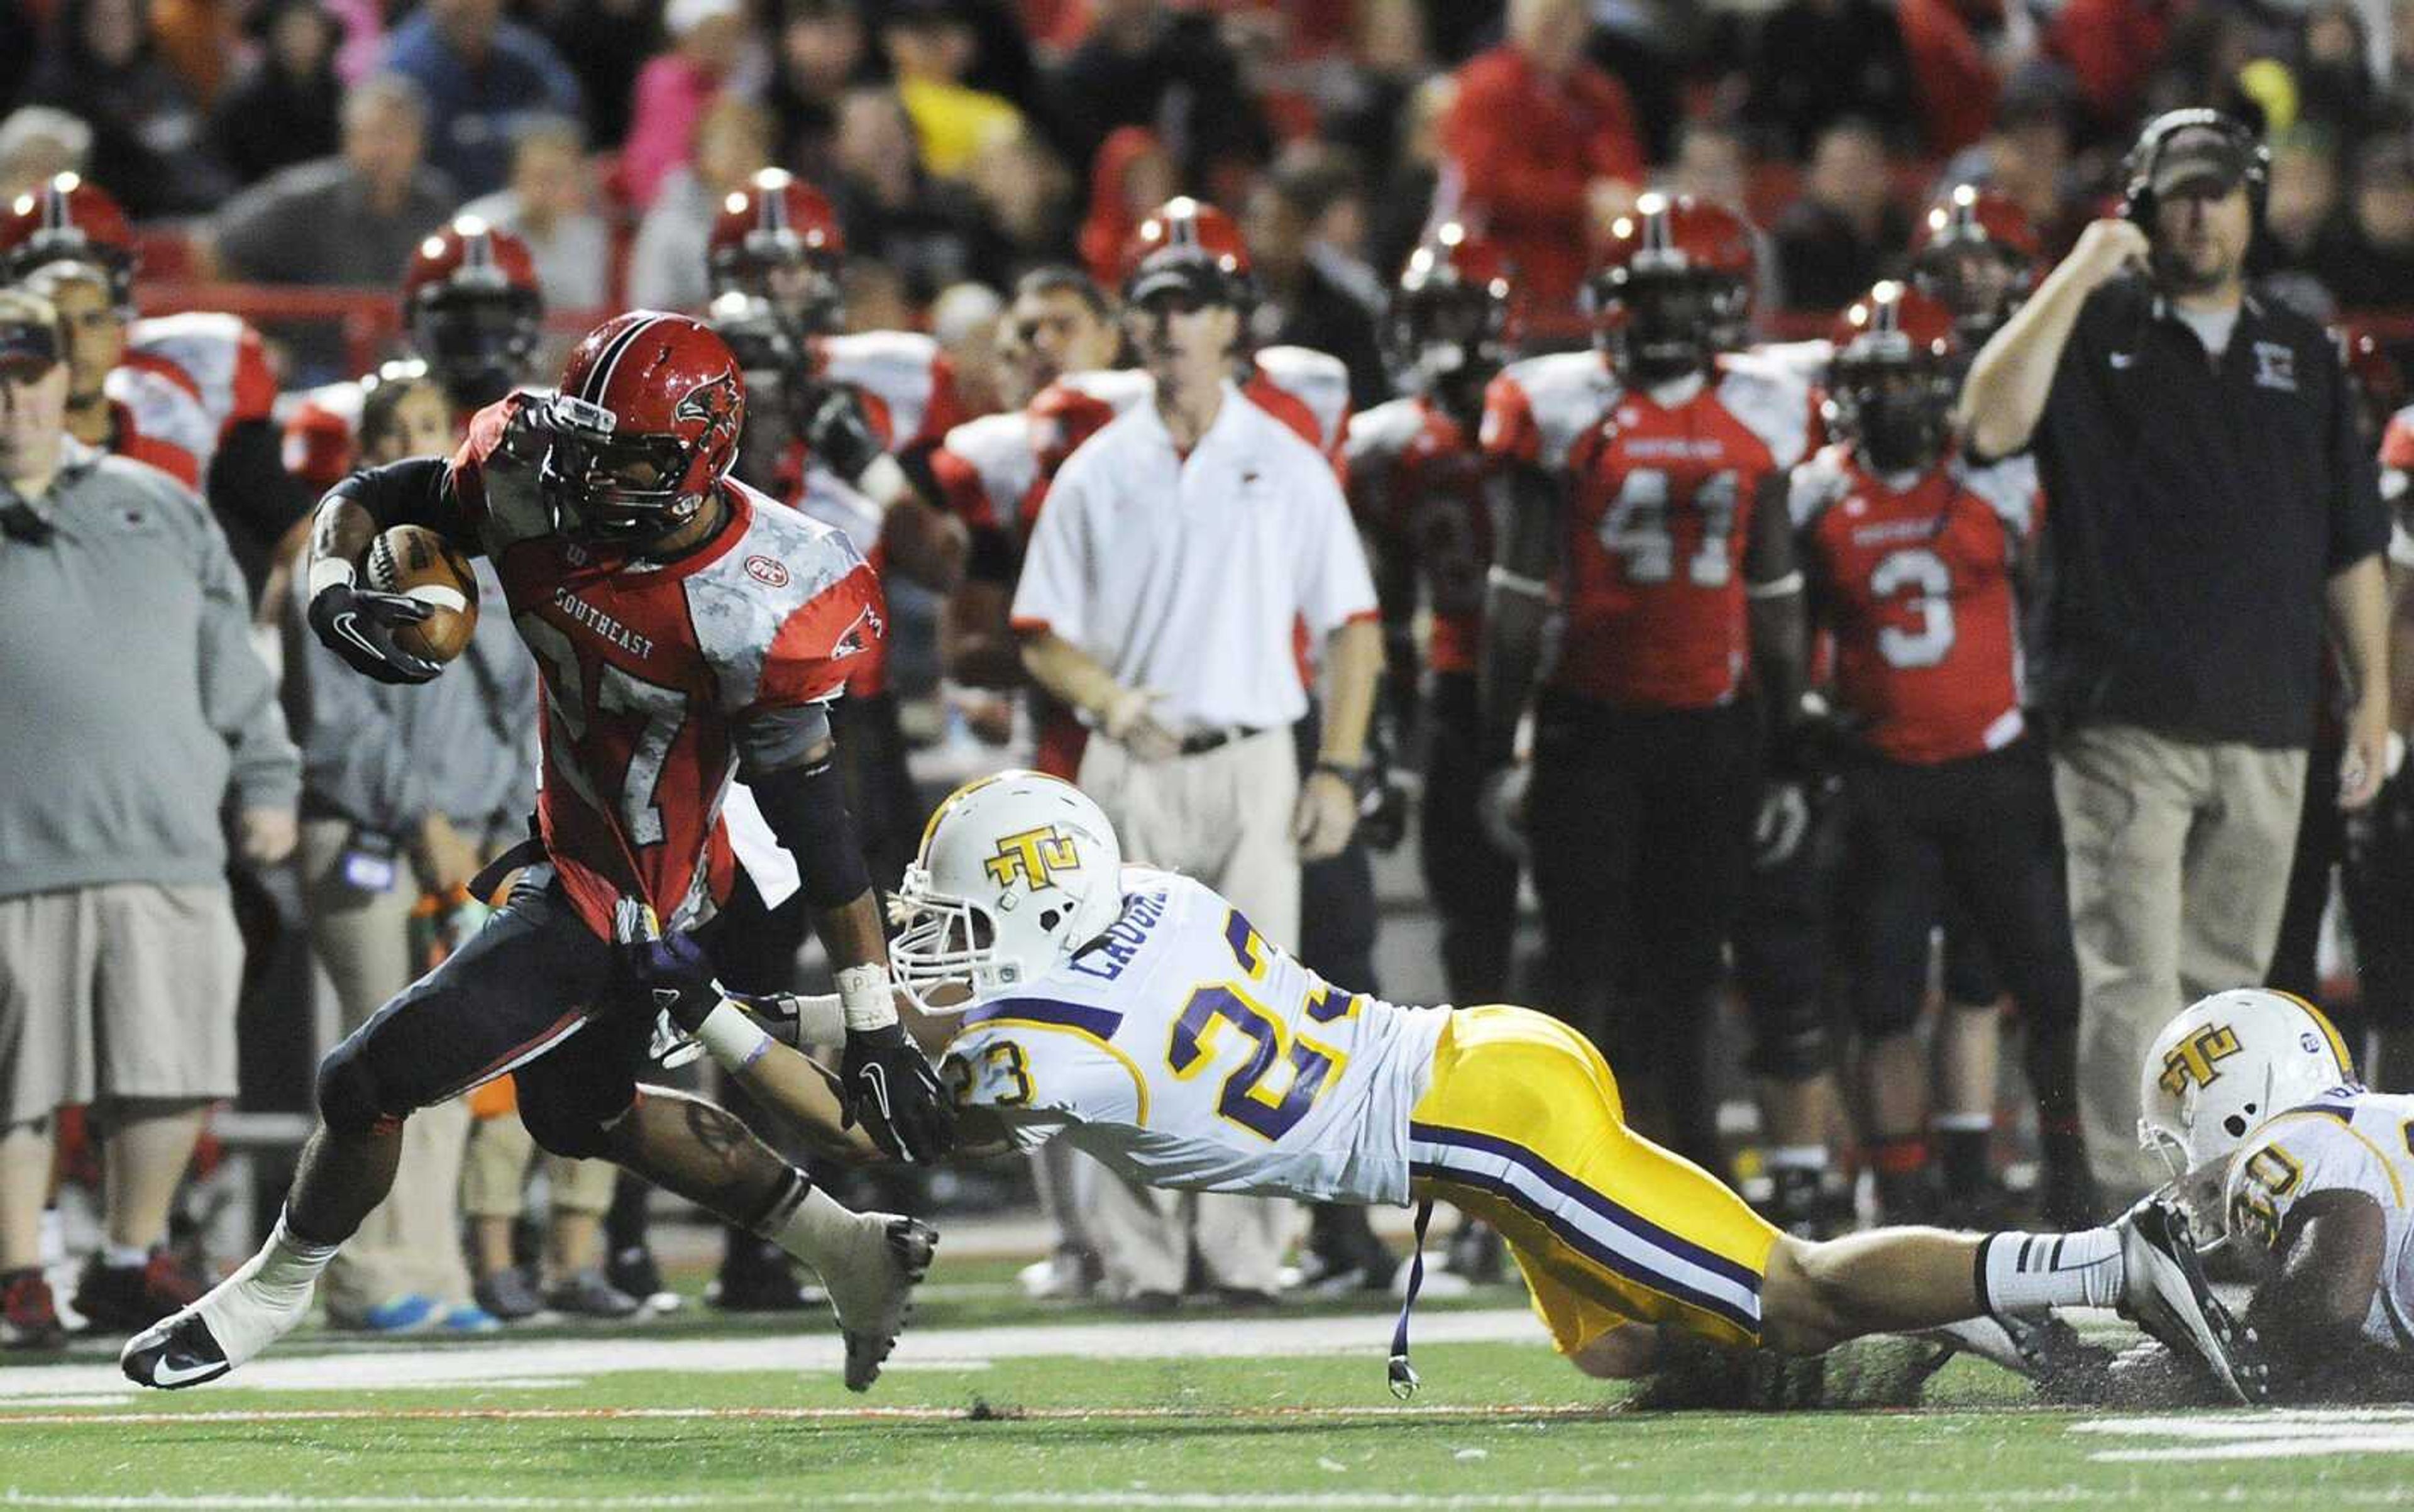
[
  {"xmin": 1479, "ymin": 193, "xmax": 1811, "ymax": 1170},
  {"xmin": 122, "ymin": 312, "xmax": 956, "ymax": 1393},
  {"xmin": 1791, "ymin": 283, "xmax": 2091, "ymax": 1226}
]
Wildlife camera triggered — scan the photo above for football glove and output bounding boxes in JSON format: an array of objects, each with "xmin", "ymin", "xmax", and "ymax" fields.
[
  {"xmin": 307, "ymin": 580, "xmax": 439, "ymax": 685},
  {"xmin": 840, "ymin": 1022, "xmax": 956, "ymax": 1163},
  {"xmin": 803, "ymin": 385, "xmax": 884, "ymax": 486},
  {"xmin": 611, "ymin": 898, "xmax": 722, "ymax": 1034}
]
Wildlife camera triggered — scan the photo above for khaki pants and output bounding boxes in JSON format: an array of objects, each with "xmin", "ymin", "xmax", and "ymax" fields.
[
  {"xmin": 2054, "ymin": 726, "xmax": 2308, "ymax": 1198},
  {"xmin": 460, "ymin": 1112, "xmax": 618, "ymax": 1221},
  {"xmin": 300, "ymin": 820, "xmax": 475, "ymax": 1318},
  {"xmin": 1075, "ymin": 729, "xmax": 1302, "ymax": 1294}
]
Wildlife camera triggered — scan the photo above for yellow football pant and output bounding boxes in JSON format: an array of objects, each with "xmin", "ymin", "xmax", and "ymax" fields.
[{"xmin": 1408, "ymin": 1005, "xmax": 1782, "ymax": 1353}]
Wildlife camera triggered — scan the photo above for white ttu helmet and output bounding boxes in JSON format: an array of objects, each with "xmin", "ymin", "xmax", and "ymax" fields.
[
  {"xmin": 2137, "ymin": 987, "xmax": 2359, "ymax": 1182},
  {"xmin": 889, "ymin": 770, "xmax": 1125, "ymax": 1005}
]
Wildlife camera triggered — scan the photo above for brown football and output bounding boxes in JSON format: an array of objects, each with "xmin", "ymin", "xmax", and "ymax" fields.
[{"xmin": 361, "ymin": 524, "xmax": 480, "ymax": 663}]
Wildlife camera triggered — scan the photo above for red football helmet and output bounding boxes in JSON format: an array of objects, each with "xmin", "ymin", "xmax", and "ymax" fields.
[
  {"xmin": 1826, "ymin": 282, "xmax": 1960, "ymax": 474},
  {"xmin": 1589, "ymin": 193, "xmax": 1756, "ymax": 382},
  {"xmin": 404, "ymin": 215, "xmax": 543, "ymax": 409},
  {"xmin": 0, "ymin": 174, "xmax": 136, "ymax": 309},
  {"xmin": 1121, "ymin": 197, "xmax": 1253, "ymax": 307},
  {"xmin": 537, "ymin": 311, "xmax": 746, "ymax": 547},
  {"xmin": 1385, "ymin": 222, "xmax": 1513, "ymax": 402},
  {"xmin": 1910, "ymin": 184, "xmax": 2041, "ymax": 347},
  {"xmin": 708, "ymin": 168, "xmax": 847, "ymax": 333}
]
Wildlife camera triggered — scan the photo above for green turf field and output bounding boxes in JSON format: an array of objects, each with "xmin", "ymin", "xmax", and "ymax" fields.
[{"xmin": 3, "ymin": 1253, "xmax": 2410, "ymax": 1509}]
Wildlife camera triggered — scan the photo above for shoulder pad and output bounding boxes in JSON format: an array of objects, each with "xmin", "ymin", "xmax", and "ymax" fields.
[
  {"xmin": 1343, "ymin": 397, "xmax": 1426, "ymax": 470},
  {"xmin": 1252, "ymin": 345, "xmax": 1351, "ymax": 453},
  {"xmin": 1953, "ymin": 452, "xmax": 2041, "ymax": 538},
  {"xmin": 1787, "ymin": 443, "xmax": 1855, "ymax": 531},
  {"xmin": 1489, "ymin": 351, "xmax": 1616, "ymax": 470},
  {"xmin": 1716, "ymin": 360, "xmax": 1816, "ymax": 470}
]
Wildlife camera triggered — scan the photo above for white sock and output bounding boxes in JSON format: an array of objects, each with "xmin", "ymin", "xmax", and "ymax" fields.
[
  {"xmin": 1767, "ymin": 1144, "xmax": 1827, "ymax": 1171},
  {"xmin": 1978, "ymin": 1228, "xmax": 2124, "ymax": 1311},
  {"xmin": 1933, "ymin": 1113, "xmax": 1994, "ymax": 1133},
  {"xmin": 103, "ymin": 1242, "xmax": 150, "ymax": 1270},
  {"xmin": 753, "ymin": 1172, "xmax": 857, "ymax": 1271},
  {"xmin": 250, "ymin": 1210, "xmax": 339, "ymax": 1297}
]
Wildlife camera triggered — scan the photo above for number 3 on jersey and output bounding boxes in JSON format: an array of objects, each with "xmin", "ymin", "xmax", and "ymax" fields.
[
  {"xmin": 517, "ymin": 612, "xmax": 690, "ymax": 846},
  {"xmin": 1164, "ymin": 912, "xmax": 1350, "ymax": 1141}
]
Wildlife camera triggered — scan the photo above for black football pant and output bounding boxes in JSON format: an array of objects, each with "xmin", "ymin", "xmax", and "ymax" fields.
[
  {"xmin": 1734, "ymin": 782, "xmax": 1837, "ymax": 1084},
  {"xmin": 2271, "ymin": 740, "xmax": 2414, "ymax": 1044},
  {"xmin": 1833, "ymin": 738, "xmax": 2080, "ymax": 1129},
  {"xmin": 1526, "ymin": 692, "xmax": 1759, "ymax": 1169},
  {"xmin": 1419, "ymin": 671, "xmax": 1521, "ymax": 1005}
]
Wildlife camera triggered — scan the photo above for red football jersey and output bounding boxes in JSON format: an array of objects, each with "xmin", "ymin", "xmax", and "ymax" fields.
[
  {"xmin": 1552, "ymin": 366, "xmax": 1812, "ymax": 709},
  {"xmin": 1792, "ymin": 443, "xmax": 2037, "ymax": 764},
  {"xmin": 100, "ymin": 363, "xmax": 209, "ymax": 490},
  {"xmin": 128, "ymin": 311, "xmax": 278, "ymax": 461},
  {"xmin": 1346, "ymin": 395, "xmax": 1489, "ymax": 675},
  {"xmin": 448, "ymin": 396, "xmax": 885, "ymax": 937}
]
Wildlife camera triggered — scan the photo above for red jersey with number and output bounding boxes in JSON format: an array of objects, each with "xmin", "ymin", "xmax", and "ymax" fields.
[
  {"xmin": 1792, "ymin": 444, "xmax": 2037, "ymax": 764},
  {"xmin": 1543, "ymin": 365, "xmax": 1812, "ymax": 709},
  {"xmin": 448, "ymin": 395, "xmax": 885, "ymax": 937},
  {"xmin": 1346, "ymin": 395, "xmax": 1488, "ymax": 675}
]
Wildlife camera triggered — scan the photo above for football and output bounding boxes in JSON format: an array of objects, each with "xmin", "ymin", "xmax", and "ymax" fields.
[{"xmin": 361, "ymin": 523, "xmax": 480, "ymax": 663}]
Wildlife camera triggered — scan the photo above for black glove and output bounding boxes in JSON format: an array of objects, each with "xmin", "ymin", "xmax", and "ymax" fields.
[
  {"xmin": 612, "ymin": 898, "xmax": 721, "ymax": 1032},
  {"xmin": 840, "ymin": 1021, "xmax": 956, "ymax": 1162},
  {"xmin": 803, "ymin": 385, "xmax": 884, "ymax": 485},
  {"xmin": 308, "ymin": 578, "xmax": 439, "ymax": 685}
]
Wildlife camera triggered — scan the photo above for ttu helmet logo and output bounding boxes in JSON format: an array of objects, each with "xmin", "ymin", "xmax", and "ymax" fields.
[
  {"xmin": 984, "ymin": 826, "xmax": 1081, "ymax": 888},
  {"xmin": 2158, "ymin": 1023, "xmax": 2244, "ymax": 1097}
]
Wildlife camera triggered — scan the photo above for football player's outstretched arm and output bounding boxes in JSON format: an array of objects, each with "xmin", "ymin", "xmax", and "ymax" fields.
[
  {"xmin": 1476, "ymin": 464, "xmax": 1560, "ymax": 761},
  {"xmin": 2244, "ymin": 1188, "xmax": 2388, "ymax": 1393}
]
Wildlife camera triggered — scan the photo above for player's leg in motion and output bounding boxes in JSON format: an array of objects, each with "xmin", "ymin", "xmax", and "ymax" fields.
[{"xmin": 1409, "ymin": 1005, "xmax": 2257, "ymax": 1398}]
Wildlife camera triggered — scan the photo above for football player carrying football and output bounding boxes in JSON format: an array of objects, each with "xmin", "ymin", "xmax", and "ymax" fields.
[
  {"xmin": 669, "ymin": 769, "xmax": 2266, "ymax": 1400},
  {"xmin": 121, "ymin": 311, "xmax": 956, "ymax": 1394}
]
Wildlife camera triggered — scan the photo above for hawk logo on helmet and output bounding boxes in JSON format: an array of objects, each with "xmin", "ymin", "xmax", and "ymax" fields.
[
  {"xmin": 2159, "ymin": 1024, "xmax": 2244, "ymax": 1097},
  {"xmin": 673, "ymin": 373, "xmax": 742, "ymax": 441},
  {"xmin": 984, "ymin": 827, "xmax": 1082, "ymax": 889}
]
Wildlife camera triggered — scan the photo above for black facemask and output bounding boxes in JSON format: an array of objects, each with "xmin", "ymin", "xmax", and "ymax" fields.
[{"xmin": 1843, "ymin": 370, "xmax": 1951, "ymax": 475}]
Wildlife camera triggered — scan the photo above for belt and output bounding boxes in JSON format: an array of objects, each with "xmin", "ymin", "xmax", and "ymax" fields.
[{"xmin": 1177, "ymin": 725, "xmax": 1267, "ymax": 756}]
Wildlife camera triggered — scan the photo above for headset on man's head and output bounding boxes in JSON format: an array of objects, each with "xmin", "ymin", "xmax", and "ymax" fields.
[{"xmin": 2120, "ymin": 108, "xmax": 2269, "ymax": 230}]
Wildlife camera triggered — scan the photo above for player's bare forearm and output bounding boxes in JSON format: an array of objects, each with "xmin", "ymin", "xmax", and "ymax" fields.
[
  {"xmin": 880, "ymin": 496, "xmax": 969, "ymax": 594},
  {"xmin": 726, "ymin": 1040, "xmax": 885, "ymax": 1162},
  {"xmin": 305, "ymin": 492, "xmax": 382, "ymax": 578},
  {"xmin": 813, "ymin": 888, "xmax": 891, "ymax": 977},
  {"xmin": 2247, "ymin": 1191, "xmax": 2388, "ymax": 1388},
  {"xmin": 1476, "ymin": 466, "xmax": 1557, "ymax": 758},
  {"xmin": 1317, "ymin": 616, "xmax": 1384, "ymax": 770},
  {"xmin": 942, "ymin": 582, "xmax": 1025, "ymax": 689},
  {"xmin": 1020, "ymin": 628, "xmax": 1128, "ymax": 721},
  {"xmin": 1750, "ymin": 587, "xmax": 1808, "ymax": 734}
]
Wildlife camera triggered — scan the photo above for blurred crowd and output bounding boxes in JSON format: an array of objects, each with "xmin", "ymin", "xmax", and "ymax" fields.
[{"xmin": 6, "ymin": 0, "xmax": 2414, "ymax": 1351}]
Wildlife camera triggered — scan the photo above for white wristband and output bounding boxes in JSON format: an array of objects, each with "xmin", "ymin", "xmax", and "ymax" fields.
[
  {"xmin": 307, "ymin": 556, "xmax": 357, "ymax": 598},
  {"xmin": 837, "ymin": 963, "xmax": 898, "ymax": 1032},
  {"xmin": 693, "ymin": 1000, "xmax": 774, "ymax": 1072},
  {"xmin": 786, "ymin": 991, "xmax": 847, "ymax": 1046}
]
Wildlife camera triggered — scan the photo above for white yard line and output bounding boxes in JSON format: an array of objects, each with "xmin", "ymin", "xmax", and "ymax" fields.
[
  {"xmin": 6, "ymin": 1491, "xmax": 2414, "ymax": 1511},
  {"xmin": 0, "ymin": 1308, "xmax": 1548, "ymax": 1403}
]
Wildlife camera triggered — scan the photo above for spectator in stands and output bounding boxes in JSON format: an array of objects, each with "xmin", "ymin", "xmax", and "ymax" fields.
[
  {"xmin": 209, "ymin": 0, "xmax": 344, "ymax": 187},
  {"xmin": 966, "ymin": 126, "xmax": 1077, "ymax": 267},
  {"xmin": 290, "ymin": 372, "xmax": 527, "ymax": 1335},
  {"xmin": 1077, "ymin": 126, "xmax": 1175, "ymax": 289},
  {"xmin": 2312, "ymin": 131, "xmax": 2414, "ymax": 312},
  {"xmin": 1959, "ymin": 111, "xmax": 2393, "ymax": 1204},
  {"xmin": 384, "ymin": 0, "xmax": 582, "ymax": 203},
  {"xmin": 542, "ymin": 0, "xmax": 658, "ymax": 152},
  {"xmin": 884, "ymin": 0, "xmax": 1025, "ymax": 180},
  {"xmin": 1323, "ymin": 0, "xmax": 1433, "ymax": 194},
  {"xmin": 2257, "ymin": 127, "xmax": 2342, "ymax": 287},
  {"xmin": 0, "ymin": 108, "xmax": 93, "ymax": 204},
  {"xmin": 930, "ymin": 280, "xmax": 1006, "ymax": 415},
  {"xmin": 627, "ymin": 96, "xmax": 771, "ymax": 312},
  {"xmin": 767, "ymin": 0, "xmax": 869, "ymax": 179},
  {"xmin": 1775, "ymin": 118, "xmax": 1912, "ymax": 312},
  {"xmin": 619, "ymin": 0, "xmax": 755, "ymax": 212},
  {"xmin": 207, "ymin": 73, "xmax": 456, "ymax": 289},
  {"xmin": 24, "ymin": 0, "xmax": 235, "ymax": 217},
  {"xmin": 1664, "ymin": 119, "xmax": 1785, "ymax": 321},
  {"xmin": 2295, "ymin": 3, "xmax": 2382, "ymax": 142},
  {"xmin": 1743, "ymin": 0, "xmax": 1923, "ymax": 160},
  {"xmin": 461, "ymin": 117, "xmax": 614, "ymax": 314},
  {"xmin": 1366, "ymin": 74, "xmax": 1452, "ymax": 297},
  {"xmin": 1046, "ymin": 0, "xmax": 1266, "ymax": 190},
  {"xmin": 1440, "ymin": 0, "xmax": 1645, "ymax": 321},
  {"xmin": 1243, "ymin": 162, "xmax": 1387, "ymax": 411},
  {"xmin": 0, "ymin": 288, "xmax": 298, "ymax": 1351},
  {"xmin": 832, "ymin": 85, "xmax": 1009, "ymax": 305}
]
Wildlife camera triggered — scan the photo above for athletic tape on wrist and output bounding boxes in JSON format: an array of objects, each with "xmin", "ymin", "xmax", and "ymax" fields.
[
  {"xmin": 694, "ymin": 1000, "xmax": 774, "ymax": 1071},
  {"xmin": 837, "ymin": 963, "xmax": 898, "ymax": 1032},
  {"xmin": 307, "ymin": 556, "xmax": 358, "ymax": 598}
]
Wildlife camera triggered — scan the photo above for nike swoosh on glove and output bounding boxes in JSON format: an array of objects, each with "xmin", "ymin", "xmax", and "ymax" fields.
[
  {"xmin": 307, "ymin": 581, "xmax": 439, "ymax": 685},
  {"xmin": 840, "ymin": 1023, "xmax": 956, "ymax": 1162}
]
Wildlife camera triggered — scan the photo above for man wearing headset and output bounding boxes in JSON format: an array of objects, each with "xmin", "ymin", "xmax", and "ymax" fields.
[{"xmin": 1959, "ymin": 109, "xmax": 2394, "ymax": 1208}]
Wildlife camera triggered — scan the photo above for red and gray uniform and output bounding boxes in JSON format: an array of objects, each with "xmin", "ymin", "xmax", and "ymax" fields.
[
  {"xmin": 100, "ymin": 361, "xmax": 211, "ymax": 490},
  {"xmin": 127, "ymin": 312, "xmax": 278, "ymax": 470}
]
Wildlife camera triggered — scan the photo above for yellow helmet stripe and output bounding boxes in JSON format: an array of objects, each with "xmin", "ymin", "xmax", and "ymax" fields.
[
  {"xmin": 2273, "ymin": 990, "xmax": 2358, "ymax": 1083},
  {"xmin": 916, "ymin": 772, "xmax": 1012, "ymax": 863}
]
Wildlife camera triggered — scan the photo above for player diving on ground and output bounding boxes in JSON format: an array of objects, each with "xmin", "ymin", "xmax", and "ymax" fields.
[{"xmin": 653, "ymin": 768, "xmax": 2269, "ymax": 1399}]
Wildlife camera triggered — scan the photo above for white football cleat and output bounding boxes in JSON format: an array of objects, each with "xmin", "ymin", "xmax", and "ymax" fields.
[
  {"xmin": 807, "ymin": 1212, "xmax": 937, "ymax": 1392},
  {"xmin": 2115, "ymin": 1198, "xmax": 2266, "ymax": 1404},
  {"xmin": 120, "ymin": 1252, "xmax": 315, "ymax": 1390}
]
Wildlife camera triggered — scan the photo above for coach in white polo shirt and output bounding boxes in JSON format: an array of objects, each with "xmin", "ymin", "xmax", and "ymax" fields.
[{"xmin": 1011, "ymin": 197, "xmax": 1383, "ymax": 1306}]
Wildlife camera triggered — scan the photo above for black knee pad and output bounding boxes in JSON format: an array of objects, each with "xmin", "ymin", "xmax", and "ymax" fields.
[
  {"xmin": 1745, "ymin": 1013, "xmax": 1833, "ymax": 1082},
  {"xmin": 315, "ymin": 1033, "xmax": 393, "ymax": 1135}
]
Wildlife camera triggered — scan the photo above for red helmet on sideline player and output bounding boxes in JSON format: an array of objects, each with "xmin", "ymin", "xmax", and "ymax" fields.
[
  {"xmin": 1589, "ymin": 192, "xmax": 1755, "ymax": 385},
  {"xmin": 0, "ymin": 173, "xmax": 136, "ymax": 310},
  {"xmin": 537, "ymin": 311, "xmax": 746, "ymax": 548},
  {"xmin": 1121, "ymin": 197, "xmax": 1254, "ymax": 308},
  {"xmin": 708, "ymin": 168, "xmax": 847, "ymax": 334},
  {"xmin": 1910, "ymin": 184, "xmax": 2041, "ymax": 349},
  {"xmin": 1384, "ymin": 222, "xmax": 1513, "ymax": 405},
  {"xmin": 1826, "ymin": 281, "xmax": 1960, "ymax": 475},
  {"xmin": 403, "ymin": 216, "xmax": 543, "ymax": 410}
]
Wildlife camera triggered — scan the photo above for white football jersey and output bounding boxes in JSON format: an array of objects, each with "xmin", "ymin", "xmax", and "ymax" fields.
[
  {"xmin": 2225, "ymin": 1088, "xmax": 2414, "ymax": 1349},
  {"xmin": 940, "ymin": 868, "xmax": 1449, "ymax": 1205}
]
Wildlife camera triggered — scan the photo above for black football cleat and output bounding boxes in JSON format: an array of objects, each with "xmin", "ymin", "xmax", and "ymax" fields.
[{"xmin": 120, "ymin": 1311, "xmax": 234, "ymax": 1390}]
